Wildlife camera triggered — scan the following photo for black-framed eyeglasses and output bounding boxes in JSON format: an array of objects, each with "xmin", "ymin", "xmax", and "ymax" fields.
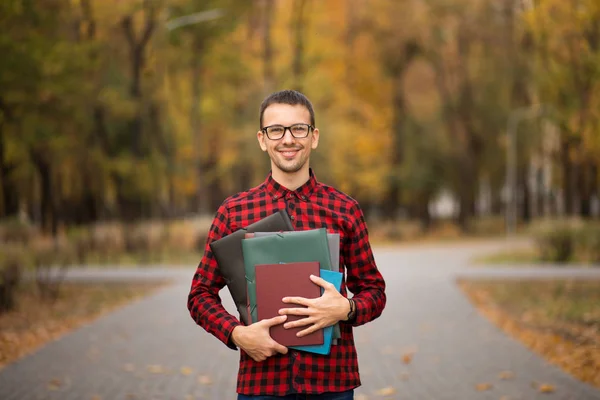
[{"xmin": 261, "ymin": 123, "xmax": 313, "ymax": 140}]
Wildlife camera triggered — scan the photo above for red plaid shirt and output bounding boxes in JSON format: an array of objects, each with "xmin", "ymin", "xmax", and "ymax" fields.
[{"xmin": 187, "ymin": 169, "xmax": 386, "ymax": 396}]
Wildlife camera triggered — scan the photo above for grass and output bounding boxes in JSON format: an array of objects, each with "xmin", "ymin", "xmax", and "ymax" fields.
[
  {"xmin": 471, "ymin": 247, "xmax": 541, "ymax": 266},
  {"xmin": 0, "ymin": 281, "xmax": 167, "ymax": 369},
  {"xmin": 459, "ymin": 279, "xmax": 600, "ymax": 388},
  {"xmin": 472, "ymin": 246, "xmax": 600, "ymax": 267},
  {"xmin": 76, "ymin": 250, "xmax": 203, "ymax": 267}
]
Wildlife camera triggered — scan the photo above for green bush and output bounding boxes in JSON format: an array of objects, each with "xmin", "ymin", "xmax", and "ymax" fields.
[
  {"xmin": 0, "ymin": 245, "xmax": 29, "ymax": 312},
  {"xmin": 531, "ymin": 219, "xmax": 600, "ymax": 265},
  {"xmin": 66, "ymin": 228, "xmax": 93, "ymax": 265},
  {"xmin": 573, "ymin": 224, "xmax": 600, "ymax": 264},
  {"xmin": 0, "ymin": 217, "xmax": 37, "ymax": 245},
  {"xmin": 531, "ymin": 220, "xmax": 576, "ymax": 263}
]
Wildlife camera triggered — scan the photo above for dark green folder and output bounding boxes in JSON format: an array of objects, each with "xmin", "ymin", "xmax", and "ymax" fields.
[
  {"xmin": 242, "ymin": 228, "xmax": 341, "ymax": 341},
  {"xmin": 252, "ymin": 232, "xmax": 340, "ymax": 271}
]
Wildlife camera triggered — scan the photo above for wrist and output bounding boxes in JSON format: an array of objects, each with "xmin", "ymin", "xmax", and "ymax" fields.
[
  {"xmin": 346, "ymin": 298, "xmax": 356, "ymax": 322},
  {"xmin": 341, "ymin": 297, "xmax": 355, "ymax": 321},
  {"xmin": 231, "ymin": 325, "xmax": 244, "ymax": 347}
]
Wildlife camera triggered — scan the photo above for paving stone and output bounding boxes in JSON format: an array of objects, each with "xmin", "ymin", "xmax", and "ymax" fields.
[{"xmin": 1, "ymin": 242, "xmax": 599, "ymax": 399}]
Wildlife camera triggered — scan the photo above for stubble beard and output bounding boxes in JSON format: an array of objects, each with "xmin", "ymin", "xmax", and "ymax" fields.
[{"xmin": 272, "ymin": 145, "xmax": 307, "ymax": 173}]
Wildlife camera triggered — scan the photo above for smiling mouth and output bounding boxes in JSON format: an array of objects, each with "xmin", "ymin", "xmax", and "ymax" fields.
[{"xmin": 278, "ymin": 148, "xmax": 301, "ymax": 158}]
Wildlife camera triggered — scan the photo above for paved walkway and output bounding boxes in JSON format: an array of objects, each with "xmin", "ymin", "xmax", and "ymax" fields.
[{"xmin": 1, "ymin": 241, "xmax": 599, "ymax": 399}]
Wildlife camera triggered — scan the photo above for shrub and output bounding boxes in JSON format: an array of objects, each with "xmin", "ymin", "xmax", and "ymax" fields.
[
  {"xmin": 31, "ymin": 239, "xmax": 74, "ymax": 302},
  {"xmin": 531, "ymin": 220, "xmax": 577, "ymax": 263},
  {"xmin": 0, "ymin": 217, "xmax": 37, "ymax": 245},
  {"xmin": 91, "ymin": 223, "xmax": 125, "ymax": 263},
  {"xmin": 66, "ymin": 228, "xmax": 93, "ymax": 265},
  {"xmin": 0, "ymin": 245, "xmax": 29, "ymax": 312},
  {"xmin": 573, "ymin": 224, "xmax": 600, "ymax": 264}
]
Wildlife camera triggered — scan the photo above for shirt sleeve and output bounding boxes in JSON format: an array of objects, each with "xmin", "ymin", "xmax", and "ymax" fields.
[
  {"xmin": 187, "ymin": 202, "xmax": 241, "ymax": 349},
  {"xmin": 343, "ymin": 201, "xmax": 387, "ymax": 327}
]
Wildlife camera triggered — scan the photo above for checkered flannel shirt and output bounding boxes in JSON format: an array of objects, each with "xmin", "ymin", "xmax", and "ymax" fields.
[{"xmin": 187, "ymin": 169, "xmax": 386, "ymax": 396}]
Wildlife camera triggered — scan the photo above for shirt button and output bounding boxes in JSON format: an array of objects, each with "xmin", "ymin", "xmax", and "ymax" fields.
[
  {"xmin": 290, "ymin": 215, "xmax": 295, "ymax": 221},
  {"xmin": 273, "ymin": 195, "xmax": 278, "ymax": 200},
  {"xmin": 301, "ymin": 196, "xmax": 307, "ymax": 200}
]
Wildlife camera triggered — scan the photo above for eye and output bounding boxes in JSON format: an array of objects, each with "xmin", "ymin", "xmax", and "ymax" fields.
[
  {"xmin": 268, "ymin": 126, "xmax": 284, "ymax": 134},
  {"xmin": 292, "ymin": 125, "xmax": 308, "ymax": 133}
]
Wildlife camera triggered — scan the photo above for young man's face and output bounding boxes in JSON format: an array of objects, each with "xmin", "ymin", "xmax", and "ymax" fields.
[{"xmin": 257, "ymin": 103, "xmax": 319, "ymax": 175}]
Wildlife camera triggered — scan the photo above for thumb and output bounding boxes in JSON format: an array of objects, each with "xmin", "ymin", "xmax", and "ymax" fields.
[{"xmin": 263, "ymin": 315, "xmax": 287, "ymax": 327}]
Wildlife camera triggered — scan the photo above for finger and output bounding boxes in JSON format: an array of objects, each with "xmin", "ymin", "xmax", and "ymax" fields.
[
  {"xmin": 281, "ymin": 296, "xmax": 310, "ymax": 306},
  {"xmin": 309, "ymin": 274, "xmax": 334, "ymax": 290},
  {"xmin": 296, "ymin": 324, "xmax": 321, "ymax": 338},
  {"xmin": 283, "ymin": 316, "xmax": 314, "ymax": 329},
  {"xmin": 278, "ymin": 307, "xmax": 311, "ymax": 316},
  {"xmin": 263, "ymin": 315, "xmax": 287, "ymax": 327},
  {"xmin": 272, "ymin": 341, "xmax": 288, "ymax": 355}
]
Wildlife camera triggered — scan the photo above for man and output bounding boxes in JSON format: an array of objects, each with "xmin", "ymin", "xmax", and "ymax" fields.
[{"xmin": 188, "ymin": 90, "xmax": 386, "ymax": 399}]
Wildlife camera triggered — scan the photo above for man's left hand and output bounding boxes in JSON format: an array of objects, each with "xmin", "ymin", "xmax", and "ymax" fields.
[{"xmin": 278, "ymin": 274, "xmax": 349, "ymax": 337}]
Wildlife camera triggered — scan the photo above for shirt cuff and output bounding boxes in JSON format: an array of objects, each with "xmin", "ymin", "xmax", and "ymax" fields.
[{"xmin": 224, "ymin": 321, "xmax": 243, "ymax": 350}]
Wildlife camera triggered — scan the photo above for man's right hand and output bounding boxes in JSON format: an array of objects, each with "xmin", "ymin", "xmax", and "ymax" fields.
[{"xmin": 231, "ymin": 315, "xmax": 288, "ymax": 362}]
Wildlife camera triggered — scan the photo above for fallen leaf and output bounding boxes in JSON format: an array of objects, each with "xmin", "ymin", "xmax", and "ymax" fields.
[
  {"xmin": 475, "ymin": 383, "xmax": 492, "ymax": 391},
  {"xmin": 47, "ymin": 379, "xmax": 62, "ymax": 391},
  {"xmin": 198, "ymin": 375, "xmax": 213, "ymax": 385},
  {"xmin": 180, "ymin": 366, "xmax": 193, "ymax": 376},
  {"xmin": 538, "ymin": 384, "xmax": 555, "ymax": 393},
  {"xmin": 147, "ymin": 364, "xmax": 165, "ymax": 374},
  {"xmin": 380, "ymin": 346, "xmax": 395, "ymax": 355},
  {"xmin": 499, "ymin": 371, "xmax": 515, "ymax": 380},
  {"xmin": 402, "ymin": 353, "xmax": 414, "ymax": 364},
  {"xmin": 375, "ymin": 387, "xmax": 397, "ymax": 396},
  {"xmin": 123, "ymin": 363, "xmax": 135, "ymax": 372}
]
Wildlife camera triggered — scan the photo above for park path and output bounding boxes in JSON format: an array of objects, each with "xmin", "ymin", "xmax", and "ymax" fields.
[{"xmin": 1, "ymin": 240, "xmax": 599, "ymax": 400}]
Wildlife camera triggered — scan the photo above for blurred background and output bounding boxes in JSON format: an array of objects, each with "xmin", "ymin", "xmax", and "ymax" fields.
[
  {"xmin": 1, "ymin": 0, "xmax": 599, "ymax": 243},
  {"xmin": 0, "ymin": 0, "xmax": 599, "ymax": 394}
]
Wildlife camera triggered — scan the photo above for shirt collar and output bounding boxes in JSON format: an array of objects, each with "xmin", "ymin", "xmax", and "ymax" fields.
[{"xmin": 264, "ymin": 168, "xmax": 318, "ymax": 201}]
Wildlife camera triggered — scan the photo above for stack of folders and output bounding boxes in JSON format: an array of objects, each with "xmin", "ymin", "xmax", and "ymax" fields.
[
  {"xmin": 209, "ymin": 210, "xmax": 294, "ymax": 326},
  {"xmin": 242, "ymin": 228, "xmax": 343, "ymax": 355}
]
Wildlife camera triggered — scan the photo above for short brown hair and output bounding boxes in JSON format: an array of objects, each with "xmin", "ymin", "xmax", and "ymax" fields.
[{"xmin": 259, "ymin": 90, "xmax": 315, "ymax": 128}]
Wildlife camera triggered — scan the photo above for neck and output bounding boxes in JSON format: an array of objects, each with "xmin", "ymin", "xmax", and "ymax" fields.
[{"xmin": 271, "ymin": 164, "xmax": 310, "ymax": 191}]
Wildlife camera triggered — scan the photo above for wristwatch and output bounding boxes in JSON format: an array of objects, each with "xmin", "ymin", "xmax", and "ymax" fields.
[{"xmin": 346, "ymin": 298, "xmax": 356, "ymax": 321}]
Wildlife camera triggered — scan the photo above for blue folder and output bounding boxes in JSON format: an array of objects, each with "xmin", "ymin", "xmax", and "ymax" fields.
[{"xmin": 289, "ymin": 269, "xmax": 343, "ymax": 355}]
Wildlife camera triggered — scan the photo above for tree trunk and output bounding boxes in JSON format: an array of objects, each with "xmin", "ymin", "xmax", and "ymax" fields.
[
  {"xmin": 206, "ymin": 135, "xmax": 223, "ymax": 213},
  {"xmin": 31, "ymin": 153, "xmax": 57, "ymax": 236},
  {"xmin": 592, "ymin": 162, "xmax": 599, "ymax": 219},
  {"xmin": 457, "ymin": 165, "xmax": 476, "ymax": 232},
  {"xmin": 0, "ymin": 129, "xmax": 19, "ymax": 218},
  {"xmin": 292, "ymin": 0, "xmax": 308, "ymax": 92},
  {"xmin": 560, "ymin": 139, "xmax": 574, "ymax": 216},
  {"xmin": 382, "ymin": 73, "xmax": 406, "ymax": 221},
  {"xmin": 190, "ymin": 40, "xmax": 209, "ymax": 215},
  {"xmin": 520, "ymin": 165, "xmax": 531, "ymax": 223},
  {"xmin": 578, "ymin": 159, "xmax": 594, "ymax": 218},
  {"xmin": 121, "ymin": 8, "xmax": 156, "ymax": 157},
  {"xmin": 417, "ymin": 194, "xmax": 432, "ymax": 232},
  {"xmin": 262, "ymin": 0, "xmax": 275, "ymax": 94}
]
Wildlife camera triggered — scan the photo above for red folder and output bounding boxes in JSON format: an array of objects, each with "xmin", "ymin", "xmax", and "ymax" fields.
[{"xmin": 255, "ymin": 261, "xmax": 324, "ymax": 347}]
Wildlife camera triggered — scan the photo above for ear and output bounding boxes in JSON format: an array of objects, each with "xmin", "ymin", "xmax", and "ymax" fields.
[
  {"xmin": 310, "ymin": 128, "xmax": 320, "ymax": 150},
  {"xmin": 257, "ymin": 130, "xmax": 268, "ymax": 151}
]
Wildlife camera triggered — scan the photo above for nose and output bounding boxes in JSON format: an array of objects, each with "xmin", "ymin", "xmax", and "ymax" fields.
[{"xmin": 281, "ymin": 127, "xmax": 295, "ymax": 144}]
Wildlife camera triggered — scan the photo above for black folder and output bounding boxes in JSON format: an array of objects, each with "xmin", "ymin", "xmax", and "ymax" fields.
[{"xmin": 209, "ymin": 209, "xmax": 294, "ymax": 325}]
